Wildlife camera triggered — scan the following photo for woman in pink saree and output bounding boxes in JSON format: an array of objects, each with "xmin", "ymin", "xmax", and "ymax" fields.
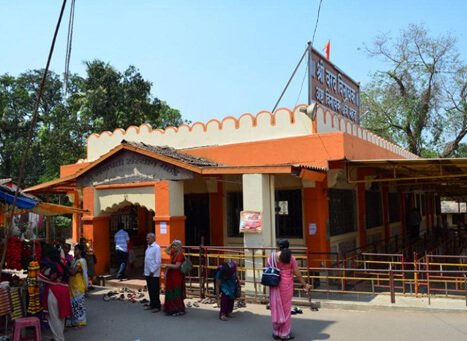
[{"xmin": 269, "ymin": 239, "xmax": 310, "ymax": 340}]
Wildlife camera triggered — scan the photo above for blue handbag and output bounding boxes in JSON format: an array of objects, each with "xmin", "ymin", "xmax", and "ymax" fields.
[{"xmin": 261, "ymin": 252, "xmax": 281, "ymax": 287}]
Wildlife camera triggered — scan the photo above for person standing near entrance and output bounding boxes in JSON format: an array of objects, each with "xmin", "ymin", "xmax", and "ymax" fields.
[
  {"xmin": 144, "ymin": 233, "xmax": 162, "ymax": 312},
  {"xmin": 114, "ymin": 223, "xmax": 130, "ymax": 281}
]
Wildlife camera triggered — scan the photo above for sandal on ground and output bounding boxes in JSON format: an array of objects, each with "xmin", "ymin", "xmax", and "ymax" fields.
[{"xmin": 293, "ymin": 306, "xmax": 303, "ymax": 314}]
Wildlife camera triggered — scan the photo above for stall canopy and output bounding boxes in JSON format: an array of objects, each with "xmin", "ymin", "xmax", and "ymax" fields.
[{"xmin": 0, "ymin": 184, "xmax": 88, "ymax": 216}]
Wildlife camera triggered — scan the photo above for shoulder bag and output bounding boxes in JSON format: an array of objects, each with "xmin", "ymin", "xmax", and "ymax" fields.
[
  {"xmin": 180, "ymin": 256, "xmax": 193, "ymax": 275},
  {"xmin": 261, "ymin": 252, "xmax": 281, "ymax": 287}
]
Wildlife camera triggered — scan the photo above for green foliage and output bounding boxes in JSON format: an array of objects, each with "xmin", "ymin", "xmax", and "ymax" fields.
[
  {"xmin": 361, "ymin": 24, "xmax": 467, "ymax": 157},
  {"xmin": 54, "ymin": 215, "xmax": 71, "ymax": 229},
  {"xmin": 0, "ymin": 61, "xmax": 186, "ymax": 186}
]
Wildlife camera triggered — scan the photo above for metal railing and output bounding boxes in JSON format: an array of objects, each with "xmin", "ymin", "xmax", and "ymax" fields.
[{"xmin": 176, "ymin": 235, "xmax": 467, "ymax": 305}]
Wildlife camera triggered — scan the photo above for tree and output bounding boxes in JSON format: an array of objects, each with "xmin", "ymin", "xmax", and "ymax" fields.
[
  {"xmin": 361, "ymin": 24, "xmax": 467, "ymax": 157},
  {"xmin": 0, "ymin": 60, "xmax": 187, "ymax": 185},
  {"xmin": 74, "ymin": 60, "xmax": 186, "ymax": 136}
]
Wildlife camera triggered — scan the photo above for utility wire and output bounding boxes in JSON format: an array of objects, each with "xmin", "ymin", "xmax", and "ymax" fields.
[
  {"xmin": 295, "ymin": 0, "xmax": 323, "ymax": 107},
  {"xmin": 1, "ymin": 0, "xmax": 68, "ymax": 272},
  {"xmin": 310, "ymin": 0, "xmax": 323, "ymax": 48},
  {"xmin": 64, "ymin": 0, "xmax": 76, "ymax": 95},
  {"xmin": 272, "ymin": 0, "xmax": 324, "ymax": 112}
]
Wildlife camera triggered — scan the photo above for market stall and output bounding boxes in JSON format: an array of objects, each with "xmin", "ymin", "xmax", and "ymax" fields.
[{"xmin": 0, "ymin": 183, "xmax": 87, "ymax": 337}]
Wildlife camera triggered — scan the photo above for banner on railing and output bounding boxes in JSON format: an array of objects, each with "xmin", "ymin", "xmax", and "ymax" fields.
[{"xmin": 239, "ymin": 211, "xmax": 262, "ymax": 233}]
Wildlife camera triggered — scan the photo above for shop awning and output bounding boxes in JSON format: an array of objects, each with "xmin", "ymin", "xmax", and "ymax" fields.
[
  {"xmin": 345, "ymin": 158, "xmax": 467, "ymax": 199},
  {"xmin": 0, "ymin": 184, "xmax": 88, "ymax": 216},
  {"xmin": 0, "ymin": 186, "xmax": 37, "ymax": 209},
  {"xmin": 31, "ymin": 202, "xmax": 88, "ymax": 216}
]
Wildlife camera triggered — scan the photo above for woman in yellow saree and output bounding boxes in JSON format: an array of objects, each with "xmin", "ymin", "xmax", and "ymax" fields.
[{"xmin": 69, "ymin": 243, "xmax": 88, "ymax": 327}]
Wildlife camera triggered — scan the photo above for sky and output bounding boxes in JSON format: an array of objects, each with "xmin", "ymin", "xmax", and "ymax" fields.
[{"xmin": 1, "ymin": 0, "xmax": 466, "ymax": 125}]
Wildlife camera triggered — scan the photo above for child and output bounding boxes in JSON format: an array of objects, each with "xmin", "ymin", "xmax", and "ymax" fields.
[{"xmin": 215, "ymin": 261, "xmax": 239, "ymax": 321}]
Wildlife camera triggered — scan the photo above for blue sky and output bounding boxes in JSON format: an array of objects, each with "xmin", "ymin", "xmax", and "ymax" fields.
[{"xmin": 1, "ymin": 0, "xmax": 466, "ymax": 124}]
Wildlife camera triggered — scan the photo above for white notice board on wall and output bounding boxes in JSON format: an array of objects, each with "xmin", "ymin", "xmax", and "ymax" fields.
[{"xmin": 160, "ymin": 222, "xmax": 167, "ymax": 234}]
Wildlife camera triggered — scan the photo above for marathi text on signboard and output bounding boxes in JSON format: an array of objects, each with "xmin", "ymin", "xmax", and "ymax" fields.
[
  {"xmin": 77, "ymin": 150, "xmax": 194, "ymax": 187},
  {"xmin": 309, "ymin": 47, "xmax": 360, "ymax": 122}
]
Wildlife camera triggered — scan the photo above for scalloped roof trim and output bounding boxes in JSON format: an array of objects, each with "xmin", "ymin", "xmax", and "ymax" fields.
[{"xmin": 87, "ymin": 105, "xmax": 305, "ymax": 141}]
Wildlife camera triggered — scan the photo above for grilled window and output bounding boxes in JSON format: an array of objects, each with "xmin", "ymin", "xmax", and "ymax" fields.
[
  {"xmin": 275, "ymin": 189, "xmax": 303, "ymax": 238},
  {"xmin": 328, "ymin": 189, "xmax": 356, "ymax": 236}
]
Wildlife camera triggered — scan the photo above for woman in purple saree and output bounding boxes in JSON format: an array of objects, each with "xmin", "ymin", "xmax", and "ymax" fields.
[{"xmin": 269, "ymin": 239, "xmax": 310, "ymax": 340}]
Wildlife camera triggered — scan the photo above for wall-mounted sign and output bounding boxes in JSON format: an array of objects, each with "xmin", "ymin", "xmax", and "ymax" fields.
[
  {"xmin": 309, "ymin": 47, "xmax": 360, "ymax": 122},
  {"xmin": 277, "ymin": 201, "xmax": 289, "ymax": 215},
  {"xmin": 309, "ymin": 223, "xmax": 317, "ymax": 236},
  {"xmin": 239, "ymin": 211, "xmax": 262, "ymax": 233},
  {"xmin": 160, "ymin": 222, "xmax": 167, "ymax": 235},
  {"xmin": 77, "ymin": 150, "xmax": 194, "ymax": 187}
]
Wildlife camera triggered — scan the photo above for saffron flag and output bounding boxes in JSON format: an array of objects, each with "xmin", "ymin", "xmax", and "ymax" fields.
[{"xmin": 323, "ymin": 40, "xmax": 330, "ymax": 60}]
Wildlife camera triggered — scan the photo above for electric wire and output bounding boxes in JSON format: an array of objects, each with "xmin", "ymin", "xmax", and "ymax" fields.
[
  {"xmin": 272, "ymin": 0, "xmax": 324, "ymax": 112},
  {"xmin": 295, "ymin": 0, "xmax": 324, "ymax": 107},
  {"xmin": 1, "ymin": 0, "xmax": 68, "ymax": 272},
  {"xmin": 64, "ymin": 0, "xmax": 75, "ymax": 96}
]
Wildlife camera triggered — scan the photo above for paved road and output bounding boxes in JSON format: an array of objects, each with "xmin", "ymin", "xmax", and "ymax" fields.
[{"xmin": 57, "ymin": 288, "xmax": 467, "ymax": 341}]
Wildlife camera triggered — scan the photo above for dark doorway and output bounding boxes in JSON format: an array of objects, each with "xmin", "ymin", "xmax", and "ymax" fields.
[{"xmin": 184, "ymin": 193, "xmax": 210, "ymax": 246}]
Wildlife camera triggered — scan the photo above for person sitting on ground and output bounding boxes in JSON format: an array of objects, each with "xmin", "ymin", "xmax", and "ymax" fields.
[{"xmin": 215, "ymin": 260, "xmax": 239, "ymax": 321}]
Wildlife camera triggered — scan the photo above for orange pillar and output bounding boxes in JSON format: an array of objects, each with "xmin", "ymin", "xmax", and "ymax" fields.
[
  {"xmin": 303, "ymin": 181, "xmax": 330, "ymax": 267},
  {"xmin": 154, "ymin": 181, "xmax": 186, "ymax": 255},
  {"xmin": 357, "ymin": 183, "xmax": 367, "ymax": 248},
  {"xmin": 89, "ymin": 216, "xmax": 110, "ymax": 275},
  {"xmin": 71, "ymin": 190, "xmax": 80, "ymax": 242},
  {"xmin": 210, "ymin": 178, "xmax": 224, "ymax": 246},
  {"xmin": 81, "ymin": 186, "xmax": 95, "ymax": 241}
]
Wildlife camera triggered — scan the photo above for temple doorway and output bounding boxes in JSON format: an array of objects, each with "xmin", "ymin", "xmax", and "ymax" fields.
[{"xmin": 184, "ymin": 193, "xmax": 210, "ymax": 246}]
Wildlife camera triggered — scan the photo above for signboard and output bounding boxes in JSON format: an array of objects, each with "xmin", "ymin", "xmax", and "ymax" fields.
[
  {"xmin": 77, "ymin": 150, "xmax": 194, "ymax": 187},
  {"xmin": 308, "ymin": 223, "xmax": 317, "ymax": 236},
  {"xmin": 160, "ymin": 222, "xmax": 167, "ymax": 234},
  {"xmin": 309, "ymin": 47, "xmax": 360, "ymax": 122},
  {"xmin": 239, "ymin": 211, "xmax": 262, "ymax": 233}
]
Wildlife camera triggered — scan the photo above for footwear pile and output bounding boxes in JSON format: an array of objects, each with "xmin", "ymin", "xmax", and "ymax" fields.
[{"xmin": 102, "ymin": 288, "xmax": 146, "ymax": 303}]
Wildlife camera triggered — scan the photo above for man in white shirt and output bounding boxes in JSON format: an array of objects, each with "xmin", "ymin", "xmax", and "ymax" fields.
[
  {"xmin": 144, "ymin": 233, "xmax": 161, "ymax": 312},
  {"xmin": 114, "ymin": 223, "xmax": 130, "ymax": 280}
]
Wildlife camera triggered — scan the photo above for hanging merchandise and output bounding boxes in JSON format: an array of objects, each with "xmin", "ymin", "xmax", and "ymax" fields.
[
  {"xmin": 6, "ymin": 236, "xmax": 23, "ymax": 270},
  {"xmin": 0, "ymin": 287, "xmax": 11, "ymax": 316},
  {"xmin": 27, "ymin": 260, "xmax": 42, "ymax": 314},
  {"xmin": 9, "ymin": 287, "xmax": 23, "ymax": 320}
]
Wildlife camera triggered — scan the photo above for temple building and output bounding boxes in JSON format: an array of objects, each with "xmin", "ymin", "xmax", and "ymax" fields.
[{"xmin": 26, "ymin": 102, "xmax": 442, "ymax": 275}]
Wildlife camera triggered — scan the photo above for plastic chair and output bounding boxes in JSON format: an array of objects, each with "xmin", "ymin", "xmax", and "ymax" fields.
[{"xmin": 12, "ymin": 316, "xmax": 41, "ymax": 341}]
